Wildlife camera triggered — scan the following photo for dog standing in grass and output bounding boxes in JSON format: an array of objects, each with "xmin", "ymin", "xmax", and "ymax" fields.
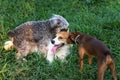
[
  {"xmin": 4, "ymin": 14, "xmax": 69, "ymax": 61},
  {"xmin": 67, "ymin": 32, "xmax": 117, "ymax": 80},
  {"xmin": 53, "ymin": 31, "xmax": 117, "ymax": 80}
]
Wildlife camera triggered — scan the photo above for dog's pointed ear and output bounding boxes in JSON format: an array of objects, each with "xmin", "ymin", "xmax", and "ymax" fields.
[
  {"xmin": 69, "ymin": 32, "xmax": 75, "ymax": 36},
  {"xmin": 69, "ymin": 32, "xmax": 76, "ymax": 41},
  {"xmin": 67, "ymin": 32, "xmax": 75, "ymax": 44},
  {"xmin": 76, "ymin": 32, "xmax": 82, "ymax": 35}
]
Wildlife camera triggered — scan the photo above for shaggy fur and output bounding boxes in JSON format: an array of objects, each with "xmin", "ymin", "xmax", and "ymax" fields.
[{"xmin": 6, "ymin": 14, "xmax": 69, "ymax": 60}]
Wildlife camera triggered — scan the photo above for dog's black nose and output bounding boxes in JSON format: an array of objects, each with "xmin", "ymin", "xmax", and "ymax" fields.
[{"xmin": 51, "ymin": 40, "xmax": 55, "ymax": 44}]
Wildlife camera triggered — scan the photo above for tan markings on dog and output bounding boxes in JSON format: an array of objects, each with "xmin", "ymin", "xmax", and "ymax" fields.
[
  {"xmin": 78, "ymin": 47, "xmax": 86, "ymax": 71},
  {"xmin": 26, "ymin": 29, "xmax": 34, "ymax": 41},
  {"xmin": 88, "ymin": 54, "xmax": 94, "ymax": 64},
  {"xmin": 98, "ymin": 62, "xmax": 107, "ymax": 80},
  {"xmin": 56, "ymin": 32, "xmax": 69, "ymax": 42},
  {"xmin": 106, "ymin": 55, "xmax": 113, "ymax": 64},
  {"xmin": 11, "ymin": 37, "xmax": 14, "ymax": 42},
  {"xmin": 29, "ymin": 43, "xmax": 37, "ymax": 52},
  {"xmin": 11, "ymin": 37, "xmax": 14, "ymax": 48}
]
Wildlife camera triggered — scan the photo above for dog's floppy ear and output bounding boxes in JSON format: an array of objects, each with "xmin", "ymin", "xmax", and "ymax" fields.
[
  {"xmin": 49, "ymin": 14, "xmax": 69, "ymax": 29},
  {"xmin": 60, "ymin": 28, "xmax": 68, "ymax": 32}
]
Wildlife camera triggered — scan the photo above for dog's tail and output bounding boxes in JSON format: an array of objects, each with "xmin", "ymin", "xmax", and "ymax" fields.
[
  {"xmin": 4, "ymin": 40, "xmax": 14, "ymax": 51},
  {"xmin": 106, "ymin": 51, "xmax": 117, "ymax": 80}
]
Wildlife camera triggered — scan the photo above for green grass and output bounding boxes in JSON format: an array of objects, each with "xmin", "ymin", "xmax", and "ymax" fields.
[{"xmin": 0, "ymin": 0, "xmax": 120, "ymax": 80}]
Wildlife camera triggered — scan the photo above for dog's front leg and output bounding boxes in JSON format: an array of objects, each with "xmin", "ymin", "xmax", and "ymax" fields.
[
  {"xmin": 16, "ymin": 48, "xmax": 29, "ymax": 62},
  {"xmin": 46, "ymin": 50, "xmax": 54, "ymax": 63},
  {"xmin": 78, "ymin": 47, "xmax": 84, "ymax": 71},
  {"xmin": 88, "ymin": 54, "xmax": 94, "ymax": 64}
]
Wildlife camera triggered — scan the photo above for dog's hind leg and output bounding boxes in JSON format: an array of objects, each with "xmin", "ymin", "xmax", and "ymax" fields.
[
  {"xmin": 106, "ymin": 53, "xmax": 117, "ymax": 80},
  {"xmin": 16, "ymin": 49, "xmax": 30, "ymax": 61},
  {"xmin": 16, "ymin": 45, "xmax": 30, "ymax": 61},
  {"xmin": 108, "ymin": 63, "xmax": 117, "ymax": 80},
  {"xmin": 98, "ymin": 60, "xmax": 108, "ymax": 80},
  {"xmin": 108, "ymin": 60, "xmax": 117, "ymax": 80}
]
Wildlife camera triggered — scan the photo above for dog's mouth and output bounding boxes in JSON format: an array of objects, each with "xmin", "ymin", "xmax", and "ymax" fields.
[{"xmin": 51, "ymin": 43, "xmax": 65, "ymax": 53}]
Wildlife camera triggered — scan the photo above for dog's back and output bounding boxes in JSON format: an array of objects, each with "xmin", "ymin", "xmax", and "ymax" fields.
[
  {"xmin": 84, "ymin": 36, "xmax": 108, "ymax": 55},
  {"xmin": 8, "ymin": 21, "xmax": 52, "ymax": 45},
  {"xmin": 79, "ymin": 34, "xmax": 117, "ymax": 80}
]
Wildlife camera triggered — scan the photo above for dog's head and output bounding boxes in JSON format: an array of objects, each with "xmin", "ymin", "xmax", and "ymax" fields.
[
  {"xmin": 51, "ymin": 31, "xmax": 81, "ymax": 45},
  {"xmin": 50, "ymin": 30, "xmax": 81, "ymax": 53},
  {"xmin": 49, "ymin": 14, "xmax": 69, "ymax": 33},
  {"xmin": 51, "ymin": 30, "xmax": 69, "ymax": 45},
  {"xmin": 50, "ymin": 30, "xmax": 69, "ymax": 53},
  {"xmin": 67, "ymin": 32, "xmax": 81, "ymax": 44}
]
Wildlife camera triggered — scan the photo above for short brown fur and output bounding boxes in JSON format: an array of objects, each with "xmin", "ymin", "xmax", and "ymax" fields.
[{"xmin": 65, "ymin": 32, "xmax": 117, "ymax": 80}]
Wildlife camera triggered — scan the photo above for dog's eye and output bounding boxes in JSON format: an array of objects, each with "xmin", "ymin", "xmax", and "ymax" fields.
[{"xmin": 58, "ymin": 37, "xmax": 63, "ymax": 39}]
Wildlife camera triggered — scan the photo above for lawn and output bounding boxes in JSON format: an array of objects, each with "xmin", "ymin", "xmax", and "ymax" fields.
[{"xmin": 0, "ymin": 0, "xmax": 120, "ymax": 80}]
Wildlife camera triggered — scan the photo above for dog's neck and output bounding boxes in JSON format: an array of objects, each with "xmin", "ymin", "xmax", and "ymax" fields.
[
  {"xmin": 74, "ymin": 34, "xmax": 84, "ymax": 44},
  {"xmin": 75, "ymin": 35, "xmax": 81, "ymax": 44}
]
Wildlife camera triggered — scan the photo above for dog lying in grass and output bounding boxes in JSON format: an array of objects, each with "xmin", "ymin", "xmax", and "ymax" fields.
[
  {"xmin": 54, "ymin": 31, "xmax": 117, "ymax": 80},
  {"xmin": 47, "ymin": 29, "xmax": 71, "ymax": 63},
  {"xmin": 4, "ymin": 14, "xmax": 69, "ymax": 61}
]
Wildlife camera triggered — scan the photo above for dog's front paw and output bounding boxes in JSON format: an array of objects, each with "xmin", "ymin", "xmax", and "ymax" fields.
[
  {"xmin": 79, "ymin": 66, "xmax": 83, "ymax": 72},
  {"xmin": 46, "ymin": 59, "xmax": 53, "ymax": 63},
  {"xmin": 22, "ymin": 58, "xmax": 27, "ymax": 62},
  {"xmin": 46, "ymin": 55, "xmax": 54, "ymax": 63}
]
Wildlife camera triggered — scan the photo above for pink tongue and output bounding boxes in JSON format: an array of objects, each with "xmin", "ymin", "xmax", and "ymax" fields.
[{"xmin": 51, "ymin": 46, "xmax": 58, "ymax": 53}]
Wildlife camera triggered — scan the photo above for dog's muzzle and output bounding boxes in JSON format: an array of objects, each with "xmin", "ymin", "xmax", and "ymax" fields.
[{"xmin": 51, "ymin": 41, "xmax": 65, "ymax": 53}]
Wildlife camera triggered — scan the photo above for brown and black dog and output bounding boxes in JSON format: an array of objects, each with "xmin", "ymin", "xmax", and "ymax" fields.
[
  {"xmin": 67, "ymin": 32, "xmax": 117, "ymax": 80},
  {"xmin": 54, "ymin": 30, "xmax": 117, "ymax": 80}
]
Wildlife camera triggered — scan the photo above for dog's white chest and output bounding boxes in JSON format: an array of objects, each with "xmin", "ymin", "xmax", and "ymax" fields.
[
  {"xmin": 54, "ymin": 45, "xmax": 70, "ymax": 60},
  {"xmin": 47, "ymin": 43, "xmax": 71, "ymax": 63}
]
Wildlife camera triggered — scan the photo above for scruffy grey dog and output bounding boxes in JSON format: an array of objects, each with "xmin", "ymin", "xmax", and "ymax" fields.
[{"xmin": 6, "ymin": 14, "xmax": 69, "ymax": 60}]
